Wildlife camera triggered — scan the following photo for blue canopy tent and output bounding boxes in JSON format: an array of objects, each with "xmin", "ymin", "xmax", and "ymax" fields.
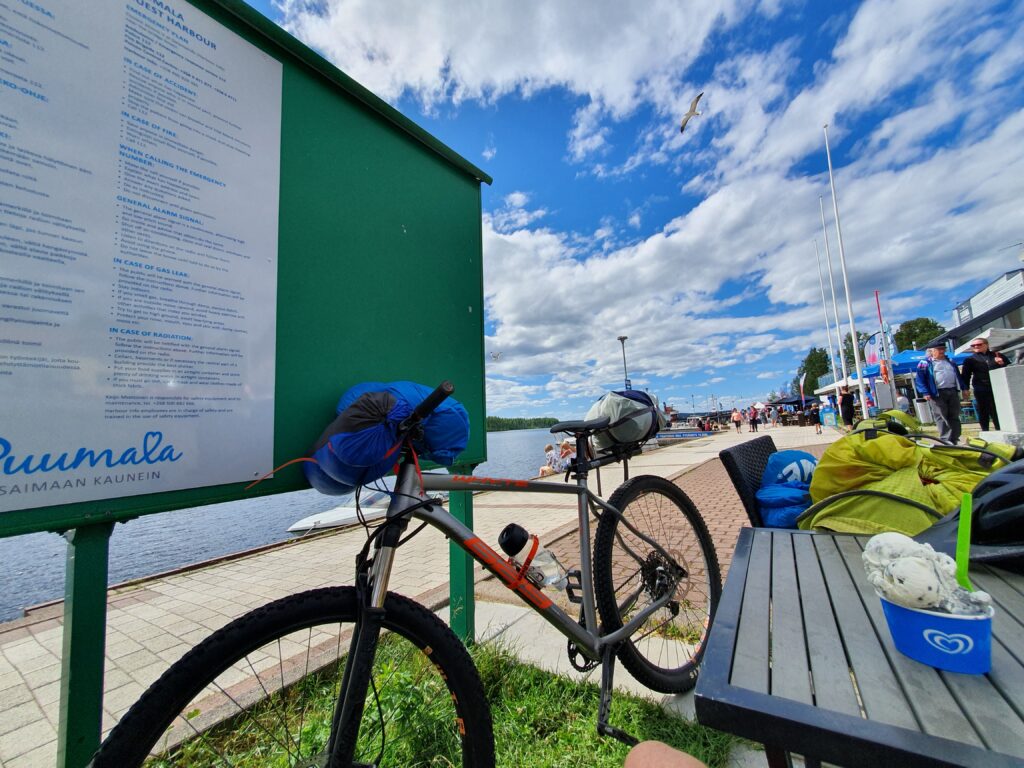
[{"xmin": 861, "ymin": 349, "xmax": 970, "ymax": 378}]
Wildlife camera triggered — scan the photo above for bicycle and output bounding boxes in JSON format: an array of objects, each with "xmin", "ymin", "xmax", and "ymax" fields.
[{"xmin": 92, "ymin": 381, "xmax": 721, "ymax": 767}]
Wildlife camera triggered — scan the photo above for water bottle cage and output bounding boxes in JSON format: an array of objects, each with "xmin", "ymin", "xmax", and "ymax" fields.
[{"xmin": 507, "ymin": 535, "xmax": 541, "ymax": 590}]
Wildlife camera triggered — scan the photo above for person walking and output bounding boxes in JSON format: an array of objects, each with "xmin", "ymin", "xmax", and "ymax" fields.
[
  {"xmin": 731, "ymin": 408, "xmax": 742, "ymax": 432},
  {"xmin": 748, "ymin": 405, "xmax": 760, "ymax": 432},
  {"xmin": 839, "ymin": 387, "xmax": 856, "ymax": 431},
  {"xmin": 960, "ymin": 337, "xmax": 1009, "ymax": 431},
  {"xmin": 915, "ymin": 341, "xmax": 967, "ymax": 444}
]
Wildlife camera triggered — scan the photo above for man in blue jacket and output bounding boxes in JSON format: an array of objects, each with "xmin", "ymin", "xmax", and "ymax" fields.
[{"xmin": 915, "ymin": 341, "xmax": 966, "ymax": 444}]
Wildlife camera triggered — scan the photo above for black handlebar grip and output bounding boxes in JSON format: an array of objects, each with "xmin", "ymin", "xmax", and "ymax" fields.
[{"xmin": 410, "ymin": 380, "xmax": 454, "ymax": 422}]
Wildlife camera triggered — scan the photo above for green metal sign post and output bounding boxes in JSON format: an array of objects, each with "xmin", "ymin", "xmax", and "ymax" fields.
[
  {"xmin": 57, "ymin": 522, "xmax": 114, "ymax": 768},
  {"xmin": 447, "ymin": 466, "xmax": 476, "ymax": 643}
]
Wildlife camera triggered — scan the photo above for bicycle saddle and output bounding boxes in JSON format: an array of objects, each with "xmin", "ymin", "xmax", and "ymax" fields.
[{"xmin": 550, "ymin": 417, "xmax": 610, "ymax": 436}]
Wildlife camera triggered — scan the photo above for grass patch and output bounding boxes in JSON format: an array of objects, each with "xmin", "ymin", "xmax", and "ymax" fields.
[
  {"xmin": 472, "ymin": 641, "xmax": 738, "ymax": 768},
  {"xmin": 149, "ymin": 636, "xmax": 739, "ymax": 767}
]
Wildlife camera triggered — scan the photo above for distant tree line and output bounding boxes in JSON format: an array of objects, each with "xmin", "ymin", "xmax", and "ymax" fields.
[{"xmin": 486, "ymin": 416, "xmax": 560, "ymax": 432}]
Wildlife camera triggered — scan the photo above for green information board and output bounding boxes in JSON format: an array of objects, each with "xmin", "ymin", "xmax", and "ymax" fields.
[{"xmin": 0, "ymin": 0, "xmax": 490, "ymax": 538}]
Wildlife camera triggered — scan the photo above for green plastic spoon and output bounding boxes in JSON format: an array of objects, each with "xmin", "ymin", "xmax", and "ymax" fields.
[{"xmin": 956, "ymin": 492, "xmax": 974, "ymax": 591}]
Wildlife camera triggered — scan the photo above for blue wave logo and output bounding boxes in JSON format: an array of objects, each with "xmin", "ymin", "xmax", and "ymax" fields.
[{"xmin": 0, "ymin": 432, "xmax": 183, "ymax": 476}]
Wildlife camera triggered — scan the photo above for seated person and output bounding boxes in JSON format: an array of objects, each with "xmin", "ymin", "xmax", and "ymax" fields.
[
  {"xmin": 537, "ymin": 443, "xmax": 558, "ymax": 477},
  {"xmin": 555, "ymin": 438, "xmax": 576, "ymax": 470}
]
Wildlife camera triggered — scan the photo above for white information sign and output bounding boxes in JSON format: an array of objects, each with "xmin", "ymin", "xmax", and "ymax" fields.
[{"xmin": 0, "ymin": 0, "xmax": 282, "ymax": 513}]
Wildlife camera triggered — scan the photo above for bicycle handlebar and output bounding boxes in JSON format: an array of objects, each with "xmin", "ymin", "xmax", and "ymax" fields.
[{"xmin": 399, "ymin": 380, "xmax": 454, "ymax": 433}]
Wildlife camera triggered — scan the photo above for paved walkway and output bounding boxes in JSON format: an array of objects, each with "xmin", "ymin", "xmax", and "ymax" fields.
[{"xmin": 0, "ymin": 424, "xmax": 838, "ymax": 766}]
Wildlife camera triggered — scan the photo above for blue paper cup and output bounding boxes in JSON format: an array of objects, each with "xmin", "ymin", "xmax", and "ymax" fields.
[{"xmin": 878, "ymin": 594, "xmax": 993, "ymax": 674}]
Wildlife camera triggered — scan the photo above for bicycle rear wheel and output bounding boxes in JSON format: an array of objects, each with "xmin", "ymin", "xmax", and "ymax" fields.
[
  {"xmin": 91, "ymin": 587, "xmax": 494, "ymax": 767},
  {"xmin": 593, "ymin": 475, "xmax": 721, "ymax": 693}
]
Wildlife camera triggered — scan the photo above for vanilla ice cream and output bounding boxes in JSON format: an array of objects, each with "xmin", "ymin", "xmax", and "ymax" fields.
[{"xmin": 862, "ymin": 532, "xmax": 991, "ymax": 615}]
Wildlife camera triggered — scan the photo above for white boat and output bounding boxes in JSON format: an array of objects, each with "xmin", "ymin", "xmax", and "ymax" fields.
[
  {"xmin": 287, "ymin": 487, "xmax": 392, "ymax": 534},
  {"xmin": 287, "ymin": 475, "xmax": 449, "ymax": 534}
]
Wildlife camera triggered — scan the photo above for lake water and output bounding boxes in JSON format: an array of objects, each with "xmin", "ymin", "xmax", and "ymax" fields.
[{"xmin": 0, "ymin": 429, "xmax": 558, "ymax": 621}]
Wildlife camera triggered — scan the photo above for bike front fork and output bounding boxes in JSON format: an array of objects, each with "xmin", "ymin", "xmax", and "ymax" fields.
[{"xmin": 326, "ymin": 534, "xmax": 401, "ymax": 767}]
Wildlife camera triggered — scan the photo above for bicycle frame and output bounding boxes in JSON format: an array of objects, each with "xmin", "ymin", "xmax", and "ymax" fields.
[
  {"xmin": 369, "ymin": 453, "xmax": 681, "ymax": 661},
  {"xmin": 326, "ymin": 434, "xmax": 695, "ymax": 763}
]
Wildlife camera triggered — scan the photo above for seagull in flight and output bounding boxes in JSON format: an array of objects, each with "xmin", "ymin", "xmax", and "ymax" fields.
[{"xmin": 680, "ymin": 92, "xmax": 704, "ymax": 133}]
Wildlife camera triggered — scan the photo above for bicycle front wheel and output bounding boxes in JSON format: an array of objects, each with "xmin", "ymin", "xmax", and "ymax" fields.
[
  {"xmin": 91, "ymin": 587, "xmax": 494, "ymax": 767},
  {"xmin": 593, "ymin": 475, "xmax": 721, "ymax": 693}
]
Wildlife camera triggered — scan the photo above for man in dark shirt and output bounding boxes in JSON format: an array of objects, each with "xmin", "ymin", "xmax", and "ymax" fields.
[{"xmin": 960, "ymin": 337, "xmax": 1009, "ymax": 431}]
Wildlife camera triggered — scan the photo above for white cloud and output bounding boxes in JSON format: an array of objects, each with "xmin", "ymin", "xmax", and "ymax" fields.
[
  {"xmin": 278, "ymin": 0, "xmax": 758, "ymax": 114},
  {"xmin": 489, "ymin": 193, "xmax": 549, "ymax": 234},
  {"xmin": 273, "ymin": 0, "xmax": 1024, "ymax": 414},
  {"xmin": 482, "ymin": 139, "xmax": 497, "ymax": 161}
]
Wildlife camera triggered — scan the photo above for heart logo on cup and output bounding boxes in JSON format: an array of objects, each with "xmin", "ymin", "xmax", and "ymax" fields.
[{"xmin": 922, "ymin": 629, "xmax": 974, "ymax": 655}]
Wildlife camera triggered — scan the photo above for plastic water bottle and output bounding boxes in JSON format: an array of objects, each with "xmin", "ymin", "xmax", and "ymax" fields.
[{"xmin": 498, "ymin": 523, "xmax": 568, "ymax": 590}]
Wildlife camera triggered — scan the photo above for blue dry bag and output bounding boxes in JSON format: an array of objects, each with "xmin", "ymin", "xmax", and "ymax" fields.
[
  {"xmin": 303, "ymin": 381, "xmax": 469, "ymax": 495},
  {"xmin": 755, "ymin": 450, "xmax": 817, "ymax": 528}
]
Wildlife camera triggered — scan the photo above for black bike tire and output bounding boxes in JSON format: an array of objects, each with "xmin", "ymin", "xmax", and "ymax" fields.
[
  {"xmin": 593, "ymin": 475, "xmax": 721, "ymax": 693},
  {"xmin": 90, "ymin": 587, "xmax": 495, "ymax": 767}
]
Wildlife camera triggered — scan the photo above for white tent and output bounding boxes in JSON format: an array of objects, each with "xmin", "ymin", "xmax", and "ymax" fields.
[{"xmin": 812, "ymin": 376, "xmax": 862, "ymax": 396}]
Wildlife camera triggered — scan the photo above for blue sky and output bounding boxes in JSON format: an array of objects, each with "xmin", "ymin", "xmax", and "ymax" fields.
[{"xmin": 246, "ymin": 0, "xmax": 1024, "ymax": 417}]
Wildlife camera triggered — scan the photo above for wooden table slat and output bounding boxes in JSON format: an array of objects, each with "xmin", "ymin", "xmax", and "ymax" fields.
[
  {"xmin": 941, "ymin": 642, "xmax": 1024, "ymax": 758},
  {"xmin": 972, "ymin": 568, "xmax": 1024, "ymax": 653},
  {"xmin": 811, "ymin": 535, "xmax": 919, "ymax": 730},
  {"xmin": 834, "ymin": 537, "xmax": 985, "ymax": 746},
  {"xmin": 769, "ymin": 533, "xmax": 813, "ymax": 704},
  {"xmin": 986, "ymin": 566, "xmax": 1024, "ymax": 593},
  {"xmin": 985, "ymin": 639, "xmax": 1024, "ymax": 744},
  {"xmin": 698, "ymin": 530, "xmax": 1024, "ymax": 766},
  {"xmin": 791, "ymin": 534, "xmax": 861, "ymax": 716},
  {"xmin": 730, "ymin": 529, "xmax": 772, "ymax": 693}
]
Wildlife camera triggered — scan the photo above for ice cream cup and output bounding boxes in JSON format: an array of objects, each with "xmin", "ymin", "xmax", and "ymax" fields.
[{"xmin": 877, "ymin": 593, "xmax": 994, "ymax": 674}]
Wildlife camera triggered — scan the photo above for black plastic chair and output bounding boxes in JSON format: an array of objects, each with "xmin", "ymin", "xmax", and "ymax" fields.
[{"xmin": 719, "ymin": 435, "xmax": 778, "ymax": 528}]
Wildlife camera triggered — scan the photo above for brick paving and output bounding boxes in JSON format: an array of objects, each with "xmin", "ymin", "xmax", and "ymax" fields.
[
  {"xmin": 0, "ymin": 425, "xmax": 838, "ymax": 766},
  {"xmin": 672, "ymin": 441, "xmax": 831, "ymax": 579}
]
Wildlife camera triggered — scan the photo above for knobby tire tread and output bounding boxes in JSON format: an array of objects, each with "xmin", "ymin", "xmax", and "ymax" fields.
[
  {"xmin": 90, "ymin": 587, "xmax": 494, "ymax": 767},
  {"xmin": 593, "ymin": 475, "xmax": 721, "ymax": 693}
]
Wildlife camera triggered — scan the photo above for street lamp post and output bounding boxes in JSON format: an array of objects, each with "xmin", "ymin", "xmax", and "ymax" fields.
[{"xmin": 617, "ymin": 335, "xmax": 629, "ymax": 389}]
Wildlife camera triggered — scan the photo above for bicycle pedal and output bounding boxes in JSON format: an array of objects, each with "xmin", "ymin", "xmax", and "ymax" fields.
[{"xmin": 564, "ymin": 569, "xmax": 584, "ymax": 605}]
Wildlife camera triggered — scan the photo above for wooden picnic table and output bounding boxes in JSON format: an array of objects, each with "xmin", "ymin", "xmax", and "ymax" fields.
[{"xmin": 695, "ymin": 528, "xmax": 1024, "ymax": 767}]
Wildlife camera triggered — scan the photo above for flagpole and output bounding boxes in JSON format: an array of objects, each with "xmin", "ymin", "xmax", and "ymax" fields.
[
  {"xmin": 819, "ymin": 195, "xmax": 848, "ymax": 388},
  {"xmin": 875, "ymin": 290, "xmax": 899, "ymax": 407},
  {"xmin": 814, "ymin": 240, "xmax": 841, "ymax": 390},
  {"xmin": 824, "ymin": 123, "xmax": 868, "ymax": 412}
]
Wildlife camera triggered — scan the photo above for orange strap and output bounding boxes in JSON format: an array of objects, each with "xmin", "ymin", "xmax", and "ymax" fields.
[
  {"xmin": 245, "ymin": 456, "xmax": 318, "ymax": 490},
  {"xmin": 508, "ymin": 535, "xmax": 540, "ymax": 589}
]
